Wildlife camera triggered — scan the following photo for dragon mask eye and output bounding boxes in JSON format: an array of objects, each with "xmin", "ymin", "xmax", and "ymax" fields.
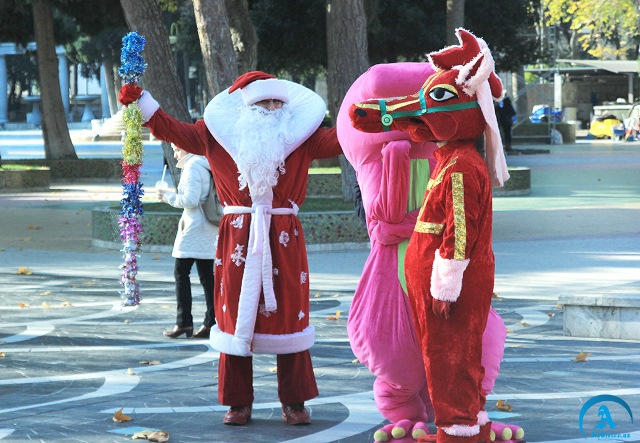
[{"xmin": 428, "ymin": 84, "xmax": 458, "ymax": 102}]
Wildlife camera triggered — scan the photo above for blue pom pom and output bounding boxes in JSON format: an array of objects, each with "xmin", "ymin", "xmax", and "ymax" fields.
[{"xmin": 119, "ymin": 31, "xmax": 147, "ymax": 84}]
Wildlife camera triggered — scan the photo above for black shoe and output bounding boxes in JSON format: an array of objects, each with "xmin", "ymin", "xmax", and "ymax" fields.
[
  {"xmin": 192, "ymin": 325, "xmax": 210, "ymax": 339},
  {"xmin": 163, "ymin": 325, "xmax": 193, "ymax": 338}
]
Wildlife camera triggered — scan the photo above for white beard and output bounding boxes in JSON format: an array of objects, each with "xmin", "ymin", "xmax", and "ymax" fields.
[{"xmin": 233, "ymin": 105, "xmax": 295, "ymax": 197}]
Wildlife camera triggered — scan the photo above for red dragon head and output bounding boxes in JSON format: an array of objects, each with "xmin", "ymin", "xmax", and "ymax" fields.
[{"xmin": 349, "ymin": 28, "xmax": 509, "ymax": 186}]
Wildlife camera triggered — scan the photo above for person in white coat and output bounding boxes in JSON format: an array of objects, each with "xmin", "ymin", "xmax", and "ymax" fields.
[{"xmin": 157, "ymin": 144, "xmax": 217, "ymax": 339}]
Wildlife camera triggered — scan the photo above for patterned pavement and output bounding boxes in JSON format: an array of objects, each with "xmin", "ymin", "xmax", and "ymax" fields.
[{"xmin": 0, "ymin": 139, "xmax": 639, "ymax": 442}]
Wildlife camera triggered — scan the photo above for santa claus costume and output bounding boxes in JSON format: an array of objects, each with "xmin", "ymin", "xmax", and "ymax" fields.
[{"xmin": 124, "ymin": 71, "xmax": 342, "ymax": 424}]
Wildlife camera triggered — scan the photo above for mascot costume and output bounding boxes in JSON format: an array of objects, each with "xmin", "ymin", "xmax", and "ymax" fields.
[{"xmin": 342, "ymin": 30, "xmax": 523, "ymax": 443}]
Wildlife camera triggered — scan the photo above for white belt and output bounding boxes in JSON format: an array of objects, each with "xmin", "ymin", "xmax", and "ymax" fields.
[{"xmin": 222, "ymin": 203, "xmax": 299, "ymax": 350}]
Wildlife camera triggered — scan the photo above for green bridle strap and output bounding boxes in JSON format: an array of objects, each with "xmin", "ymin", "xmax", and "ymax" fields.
[{"xmin": 379, "ymin": 89, "xmax": 479, "ymax": 131}]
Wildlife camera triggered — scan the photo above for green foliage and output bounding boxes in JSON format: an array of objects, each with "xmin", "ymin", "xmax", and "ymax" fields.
[
  {"xmin": 249, "ymin": 0, "xmax": 327, "ymax": 82},
  {"xmin": 544, "ymin": 0, "xmax": 640, "ymax": 60},
  {"xmin": 248, "ymin": 0, "xmax": 541, "ymax": 76}
]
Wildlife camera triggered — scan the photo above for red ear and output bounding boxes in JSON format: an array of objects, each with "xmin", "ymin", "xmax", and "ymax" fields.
[
  {"xmin": 488, "ymin": 72, "xmax": 503, "ymax": 99},
  {"xmin": 429, "ymin": 28, "xmax": 482, "ymax": 69}
]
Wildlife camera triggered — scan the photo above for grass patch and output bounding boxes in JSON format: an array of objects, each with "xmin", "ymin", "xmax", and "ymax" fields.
[
  {"xmin": 0, "ymin": 164, "xmax": 46, "ymax": 171},
  {"xmin": 300, "ymin": 197, "xmax": 353, "ymax": 212},
  {"xmin": 308, "ymin": 167, "xmax": 340, "ymax": 174}
]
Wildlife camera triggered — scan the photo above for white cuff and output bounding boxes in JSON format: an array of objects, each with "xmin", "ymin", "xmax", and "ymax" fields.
[
  {"xmin": 430, "ymin": 248, "xmax": 469, "ymax": 302},
  {"xmin": 137, "ymin": 90, "xmax": 160, "ymax": 122}
]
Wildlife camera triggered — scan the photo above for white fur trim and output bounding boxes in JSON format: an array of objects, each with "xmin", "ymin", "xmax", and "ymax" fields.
[
  {"xmin": 202, "ymin": 80, "xmax": 326, "ymax": 159},
  {"xmin": 477, "ymin": 81, "xmax": 510, "ymax": 187},
  {"xmin": 137, "ymin": 90, "xmax": 160, "ymax": 122},
  {"xmin": 209, "ymin": 325, "xmax": 315, "ymax": 356},
  {"xmin": 252, "ymin": 325, "xmax": 315, "ymax": 354},
  {"xmin": 430, "ymin": 248, "xmax": 469, "ymax": 302},
  {"xmin": 241, "ymin": 78, "xmax": 289, "ymax": 105},
  {"xmin": 209, "ymin": 325, "xmax": 253, "ymax": 356},
  {"xmin": 442, "ymin": 423, "xmax": 480, "ymax": 437},
  {"xmin": 477, "ymin": 410, "xmax": 490, "ymax": 426}
]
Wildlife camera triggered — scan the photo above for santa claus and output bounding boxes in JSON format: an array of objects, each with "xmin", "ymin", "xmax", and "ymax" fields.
[{"xmin": 119, "ymin": 71, "xmax": 342, "ymax": 427}]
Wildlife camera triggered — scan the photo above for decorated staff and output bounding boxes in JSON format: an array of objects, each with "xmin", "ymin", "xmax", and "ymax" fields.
[{"xmin": 117, "ymin": 31, "xmax": 146, "ymax": 307}]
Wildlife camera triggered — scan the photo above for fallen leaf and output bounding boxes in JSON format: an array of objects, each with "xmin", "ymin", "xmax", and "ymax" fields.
[
  {"xmin": 555, "ymin": 304, "xmax": 564, "ymax": 309},
  {"xmin": 147, "ymin": 430, "xmax": 170, "ymax": 442},
  {"xmin": 124, "ymin": 319, "xmax": 132, "ymax": 324},
  {"xmin": 314, "ymin": 293, "xmax": 321, "ymax": 298},
  {"xmin": 573, "ymin": 351, "xmax": 591, "ymax": 362},
  {"xmin": 41, "ymin": 302, "xmax": 51, "ymax": 309},
  {"xmin": 546, "ymin": 312, "xmax": 555, "ymax": 317},
  {"xmin": 505, "ymin": 328, "xmax": 511, "ymax": 333},
  {"xmin": 352, "ymin": 358, "xmax": 360, "ymax": 364},
  {"xmin": 492, "ymin": 292, "xmax": 500, "ymax": 298},
  {"xmin": 327, "ymin": 310, "xmax": 341, "ymax": 321},
  {"xmin": 40, "ymin": 291, "xmax": 52, "ymax": 296},
  {"xmin": 139, "ymin": 360, "xmax": 161, "ymax": 366},
  {"xmin": 18, "ymin": 302, "xmax": 30, "ymax": 309},
  {"xmin": 113, "ymin": 408, "xmax": 132, "ymax": 422},
  {"xmin": 160, "ymin": 305, "xmax": 172, "ymax": 309},
  {"xmin": 331, "ymin": 293, "xmax": 340, "ymax": 298},
  {"xmin": 59, "ymin": 301, "xmax": 73, "ymax": 307},
  {"xmin": 17, "ymin": 267, "xmax": 32, "ymax": 275},
  {"xmin": 520, "ymin": 322, "xmax": 530, "ymax": 327},
  {"xmin": 268, "ymin": 366, "xmax": 278, "ymax": 373},
  {"xmin": 495, "ymin": 400, "xmax": 513, "ymax": 411},
  {"xmin": 28, "ymin": 225, "xmax": 41, "ymax": 230},
  {"xmin": 127, "ymin": 368, "xmax": 137, "ymax": 376},
  {"xmin": 0, "ymin": 352, "xmax": 5, "ymax": 357},
  {"xmin": 132, "ymin": 429, "xmax": 153, "ymax": 439}
]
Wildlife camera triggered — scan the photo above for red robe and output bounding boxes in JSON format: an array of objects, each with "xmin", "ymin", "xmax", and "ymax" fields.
[
  {"xmin": 405, "ymin": 140, "xmax": 494, "ymax": 435},
  {"xmin": 144, "ymin": 109, "xmax": 341, "ymax": 356}
]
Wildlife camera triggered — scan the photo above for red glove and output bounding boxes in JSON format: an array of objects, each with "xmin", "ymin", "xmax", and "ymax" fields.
[
  {"xmin": 118, "ymin": 83, "xmax": 143, "ymax": 106},
  {"xmin": 432, "ymin": 299, "xmax": 451, "ymax": 320}
]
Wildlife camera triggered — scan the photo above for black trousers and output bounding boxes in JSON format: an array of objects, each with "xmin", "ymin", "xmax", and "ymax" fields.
[{"xmin": 174, "ymin": 257, "xmax": 215, "ymax": 328}]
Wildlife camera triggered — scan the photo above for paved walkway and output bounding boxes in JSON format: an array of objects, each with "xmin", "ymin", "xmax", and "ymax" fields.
[{"xmin": 0, "ymin": 133, "xmax": 639, "ymax": 442}]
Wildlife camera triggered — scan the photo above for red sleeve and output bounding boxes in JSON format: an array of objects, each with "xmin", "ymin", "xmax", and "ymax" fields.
[
  {"xmin": 144, "ymin": 109, "xmax": 216, "ymax": 156},
  {"xmin": 306, "ymin": 126, "xmax": 343, "ymax": 160}
]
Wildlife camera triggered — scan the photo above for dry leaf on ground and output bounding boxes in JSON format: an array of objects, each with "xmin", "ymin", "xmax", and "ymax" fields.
[
  {"xmin": 28, "ymin": 225, "xmax": 41, "ymax": 230},
  {"xmin": 327, "ymin": 310, "xmax": 341, "ymax": 321},
  {"xmin": 113, "ymin": 408, "xmax": 132, "ymax": 422},
  {"xmin": 132, "ymin": 429, "xmax": 170, "ymax": 442},
  {"xmin": 17, "ymin": 267, "xmax": 32, "ymax": 275},
  {"xmin": 573, "ymin": 351, "xmax": 591, "ymax": 362},
  {"xmin": 41, "ymin": 302, "xmax": 51, "ymax": 309},
  {"xmin": 139, "ymin": 360, "xmax": 161, "ymax": 366},
  {"xmin": 18, "ymin": 302, "xmax": 30, "ymax": 309},
  {"xmin": 495, "ymin": 400, "xmax": 513, "ymax": 411}
]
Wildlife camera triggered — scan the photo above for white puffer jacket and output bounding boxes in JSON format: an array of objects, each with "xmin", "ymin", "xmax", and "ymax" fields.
[{"xmin": 161, "ymin": 154, "xmax": 216, "ymax": 259}]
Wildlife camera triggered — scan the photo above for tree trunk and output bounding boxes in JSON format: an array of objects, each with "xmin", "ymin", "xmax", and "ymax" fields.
[
  {"xmin": 193, "ymin": 0, "xmax": 238, "ymax": 97},
  {"xmin": 326, "ymin": 0, "xmax": 369, "ymax": 202},
  {"xmin": 225, "ymin": 0, "xmax": 258, "ymax": 73},
  {"xmin": 119, "ymin": 0, "xmax": 191, "ymax": 185},
  {"xmin": 446, "ymin": 0, "xmax": 465, "ymax": 45},
  {"xmin": 32, "ymin": 0, "xmax": 77, "ymax": 160},
  {"xmin": 103, "ymin": 58, "xmax": 119, "ymax": 116}
]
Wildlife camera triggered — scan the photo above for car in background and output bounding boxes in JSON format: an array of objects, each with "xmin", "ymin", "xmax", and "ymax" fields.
[{"xmin": 529, "ymin": 105, "xmax": 562, "ymax": 123}]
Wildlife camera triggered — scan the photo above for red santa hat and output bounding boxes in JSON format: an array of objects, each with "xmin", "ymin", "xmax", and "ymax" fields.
[{"xmin": 228, "ymin": 71, "xmax": 290, "ymax": 106}]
